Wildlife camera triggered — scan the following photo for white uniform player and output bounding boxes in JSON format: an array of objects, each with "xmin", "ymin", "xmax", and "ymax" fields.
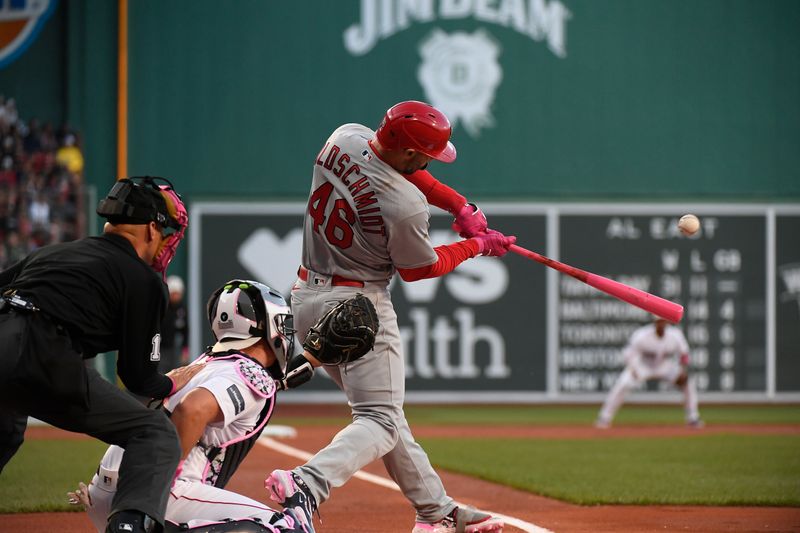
[
  {"xmin": 596, "ymin": 317, "xmax": 703, "ymax": 428},
  {"xmin": 71, "ymin": 280, "xmax": 316, "ymax": 533},
  {"xmin": 264, "ymin": 101, "xmax": 515, "ymax": 533}
]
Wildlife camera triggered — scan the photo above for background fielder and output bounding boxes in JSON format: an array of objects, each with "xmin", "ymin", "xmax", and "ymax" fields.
[{"xmin": 596, "ymin": 316, "xmax": 703, "ymax": 429}]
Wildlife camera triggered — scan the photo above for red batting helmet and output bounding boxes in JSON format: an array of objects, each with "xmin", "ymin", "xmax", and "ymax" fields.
[{"xmin": 375, "ymin": 101, "xmax": 457, "ymax": 163}]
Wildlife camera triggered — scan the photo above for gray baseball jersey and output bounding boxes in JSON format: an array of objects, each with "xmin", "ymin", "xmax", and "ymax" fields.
[{"xmin": 302, "ymin": 123, "xmax": 438, "ymax": 281}]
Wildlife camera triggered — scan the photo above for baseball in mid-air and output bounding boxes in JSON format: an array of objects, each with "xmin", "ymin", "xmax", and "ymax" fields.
[{"xmin": 678, "ymin": 214, "xmax": 700, "ymax": 236}]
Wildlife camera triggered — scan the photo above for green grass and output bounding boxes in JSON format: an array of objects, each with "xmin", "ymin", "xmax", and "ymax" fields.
[
  {"xmin": 4, "ymin": 405, "xmax": 799, "ymax": 512},
  {"xmin": 0, "ymin": 439, "xmax": 108, "ymax": 513},
  {"xmin": 402, "ymin": 404, "xmax": 800, "ymax": 426},
  {"xmin": 272, "ymin": 404, "xmax": 800, "ymax": 427},
  {"xmin": 419, "ymin": 434, "xmax": 800, "ymax": 506}
]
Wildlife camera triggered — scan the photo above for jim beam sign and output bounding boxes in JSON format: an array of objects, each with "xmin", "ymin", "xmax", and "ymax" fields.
[{"xmin": 342, "ymin": 0, "xmax": 571, "ymax": 138}]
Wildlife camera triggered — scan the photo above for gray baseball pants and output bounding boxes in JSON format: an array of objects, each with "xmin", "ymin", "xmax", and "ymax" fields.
[{"xmin": 290, "ymin": 270, "xmax": 455, "ymax": 522}]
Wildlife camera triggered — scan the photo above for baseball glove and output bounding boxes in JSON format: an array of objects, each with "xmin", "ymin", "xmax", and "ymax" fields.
[
  {"xmin": 303, "ymin": 293, "xmax": 379, "ymax": 366},
  {"xmin": 674, "ymin": 370, "xmax": 689, "ymax": 387}
]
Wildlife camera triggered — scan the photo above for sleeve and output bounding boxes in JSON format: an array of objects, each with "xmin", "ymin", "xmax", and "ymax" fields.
[
  {"xmin": 386, "ymin": 210, "xmax": 439, "ymax": 269},
  {"xmin": 397, "ymin": 240, "xmax": 479, "ymax": 281},
  {"xmin": 199, "ymin": 371, "xmax": 261, "ymax": 428},
  {"xmin": 623, "ymin": 331, "xmax": 644, "ymax": 365},
  {"xmin": 0, "ymin": 257, "xmax": 27, "ymax": 288},
  {"xmin": 116, "ymin": 273, "xmax": 173, "ymax": 398},
  {"xmin": 674, "ymin": 329, "xmax": 690, "ymax": 365},
  {"xmin": 404, "ymin": 170, "xmax": 467, "ymax": 214},
  {"xmin": 675, "ymin": 329, "xmax": 690, "ymax": 354}
]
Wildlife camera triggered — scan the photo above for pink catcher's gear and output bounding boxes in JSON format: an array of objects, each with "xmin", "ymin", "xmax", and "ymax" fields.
[{"xmin": 151, "ymin": 186, "xmax": 188, "ymax": 277}]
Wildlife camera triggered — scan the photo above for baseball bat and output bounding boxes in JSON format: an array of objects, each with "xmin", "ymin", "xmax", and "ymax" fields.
[{"xmin": 510, "ymin": 244, "xmax": 684, "ymax": 322}]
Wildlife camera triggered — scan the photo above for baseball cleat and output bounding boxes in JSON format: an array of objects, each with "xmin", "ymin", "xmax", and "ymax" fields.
[
  {"xmin": 594, "ymin": 418, "xmax": 611, "ymax": 429},
  {"xmin": 687, "ymin": 418, "xmax": 705, "ymax": 429},
  {"xmin": 265, "ymin": 469, "xmax": 317, "ymax": 532},
  {"xmin": 412, "ymin": 506, "xmax": 504, "ymax": 533}
]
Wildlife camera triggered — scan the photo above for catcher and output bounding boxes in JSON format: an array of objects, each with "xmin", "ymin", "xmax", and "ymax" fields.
[
  {"xmin": 68, "ymin": 280, "xmax": 378, "ymax": 533},
  {"xmin": 596, "ymin": 316, "xmax": 703, "ymax": 429}
]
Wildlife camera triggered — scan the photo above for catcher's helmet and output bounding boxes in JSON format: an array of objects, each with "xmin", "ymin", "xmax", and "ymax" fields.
[
  {"xmin": 206, "ymin": 280, "xmax": 295, "ymax": 372},
  {"xmin": 375, "ymin": 100, "xmax": 456, "ymax": 163}
]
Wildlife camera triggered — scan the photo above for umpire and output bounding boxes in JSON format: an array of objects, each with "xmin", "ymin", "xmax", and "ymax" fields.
[{"xmin": 0, "ymin": 177, "xmax": 202, "ymax": 533}]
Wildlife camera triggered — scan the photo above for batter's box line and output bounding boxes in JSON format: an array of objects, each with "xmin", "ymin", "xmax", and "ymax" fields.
[{"xmin": 259, "ymin": 436, "xmax": 552, "ymax": 533}]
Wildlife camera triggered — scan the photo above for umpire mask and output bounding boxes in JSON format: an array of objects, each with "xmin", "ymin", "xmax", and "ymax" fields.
[
  {"xmin": 207, "ymin": 280, "xmax": 296, "ymax": 373},
  {"xmin": 97, "ymin": 176, "xmax": 188, "ymax": 278}
]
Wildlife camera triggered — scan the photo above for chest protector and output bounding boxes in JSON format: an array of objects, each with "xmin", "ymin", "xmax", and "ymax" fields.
[{"xmin": 195, "ymin": 351, "xmax": 277, "ymax": 488}]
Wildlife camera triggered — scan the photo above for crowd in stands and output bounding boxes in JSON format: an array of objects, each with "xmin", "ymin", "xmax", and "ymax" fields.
[{"xmin": 0, "ymin": 94, "xmax": 86, "ymax": 270}]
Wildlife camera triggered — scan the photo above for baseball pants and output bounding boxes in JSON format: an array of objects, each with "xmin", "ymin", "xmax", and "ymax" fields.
[
  {"xmin": 86, "ymin": 446, "xmax": 295, "ymax": 532},
  {"xmin": 0, "ymin": 309, "xmax": 181, "ymax": 525},
  {"xmin": 290, "ymin": 271, "xmax": 454, "ymax": 522}
]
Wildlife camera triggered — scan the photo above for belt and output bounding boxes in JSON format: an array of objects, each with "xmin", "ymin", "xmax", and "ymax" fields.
[
  {"xmin": 1, "ymin": 290, "xmax": 40, "ymax": 312},
  {"xmin": 298, "ymin": 266, "xmax": 364, "ymax": 288},
  {"xmin": 2, "ymin": 289, "xmax": 85, "ymax": 355}
]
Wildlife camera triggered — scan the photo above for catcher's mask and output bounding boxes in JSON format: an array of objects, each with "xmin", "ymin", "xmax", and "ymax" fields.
[
  {"xmin": 206, "ymin": 280, "xmax": 295, "ymax": 373},
  {"xmin": 96, "ymin": 176, "xmax": 188, "ymax": 277}
]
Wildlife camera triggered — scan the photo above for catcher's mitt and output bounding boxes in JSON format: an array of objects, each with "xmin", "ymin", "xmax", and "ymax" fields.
[{"xmin": 303, "ymin": 293, "xmax": 379, "ymax": 365}]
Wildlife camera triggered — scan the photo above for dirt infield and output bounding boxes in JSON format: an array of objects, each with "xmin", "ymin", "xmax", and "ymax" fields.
[{"xmin": 7, "ymin": 421, "xmax": 800, "ymax": 533}]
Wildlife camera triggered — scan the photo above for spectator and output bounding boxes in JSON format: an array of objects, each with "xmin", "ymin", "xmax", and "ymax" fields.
[
  {"xmin": 28, "ymin": 192, "xmax": 50, "ymax": 231},
  {"xmin": 159, "ymin": 275, "xmax": 189, "ymax": 372},
  {"xmin": 55, "ymin": 133, "xmax": 84, "ymax": 174},
  {"xmin": 0, "ymin": 155, "xmax": 17, "ymax": 187},
  {"xmin": 4, "ymin": 231, "xmax": 28, "ymax": 266},
  {"xmin": 0, "ymin": 96, "xmax": 86, "ymax": 261},
  {"xmin": 22, "ymin": 118, "xmax": 42, "ymax": 153}
]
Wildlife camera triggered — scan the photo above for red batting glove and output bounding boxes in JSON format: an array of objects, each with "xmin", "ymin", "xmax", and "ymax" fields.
[
  {"xmin": 452, "ymin": 203, "xmax": 488, "ymax": 238},
  {"xmin": 473, "ymin": 230, "xmax": 516, "ymax": 257}
]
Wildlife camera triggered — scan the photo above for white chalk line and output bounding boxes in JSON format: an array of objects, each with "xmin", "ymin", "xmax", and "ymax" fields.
[{"xmin": 258, "ymin": 436, "xmax": 553, "ymax": 533}]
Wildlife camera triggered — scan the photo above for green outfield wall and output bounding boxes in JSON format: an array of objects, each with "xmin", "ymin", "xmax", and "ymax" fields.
[{"xmin": 2, "ymin": 1, "xmax": 799, "ymax": 202}]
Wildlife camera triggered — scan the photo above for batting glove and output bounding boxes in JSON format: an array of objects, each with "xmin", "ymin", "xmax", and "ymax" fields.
[
  {"xmin": 452, "ymin": 203, "xmax": 488, "ymax": 238},
  {"xmin": 473, "ymin": 230, "xmax": 516, "ymax": 257}
]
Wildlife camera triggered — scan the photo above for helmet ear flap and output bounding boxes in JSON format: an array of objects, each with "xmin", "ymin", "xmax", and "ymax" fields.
[{"xmin": 206, "ymin": 285, "xmax": 225, "ymax": 341}]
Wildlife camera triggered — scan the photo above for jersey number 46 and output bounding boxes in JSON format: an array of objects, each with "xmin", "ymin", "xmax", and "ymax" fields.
[{"xmin": 308, "ymin": 182, "xmax": 354, "ymax": 249}]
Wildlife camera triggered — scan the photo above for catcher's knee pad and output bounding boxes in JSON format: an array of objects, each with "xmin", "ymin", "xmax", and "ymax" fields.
[{"xmin": 165, "ymin": 519, "xmax": 276, "ymax": 533}]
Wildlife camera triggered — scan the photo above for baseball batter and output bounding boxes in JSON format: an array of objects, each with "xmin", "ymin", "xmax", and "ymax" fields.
[
  {"xmin": 70, "ymin": 280, "xmax": 316, "ymax": 533},
  {"xmin": 596, "ymin": 317, "xmax": 703, "ymax": 428},
  {"xmin": 264, "ymin": 101, "xmax": 514, "ymax": 533}
]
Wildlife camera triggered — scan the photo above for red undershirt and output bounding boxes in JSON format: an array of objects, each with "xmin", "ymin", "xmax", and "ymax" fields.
[{"xmin": 398, "ymin": 170, "xmax": 478, "ymax": 281}]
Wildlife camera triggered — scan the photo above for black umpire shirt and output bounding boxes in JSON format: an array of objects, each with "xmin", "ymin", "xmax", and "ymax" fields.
[{"xmin": 0, "ymin": 232, "xmax": 173, "ymax": 398}]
